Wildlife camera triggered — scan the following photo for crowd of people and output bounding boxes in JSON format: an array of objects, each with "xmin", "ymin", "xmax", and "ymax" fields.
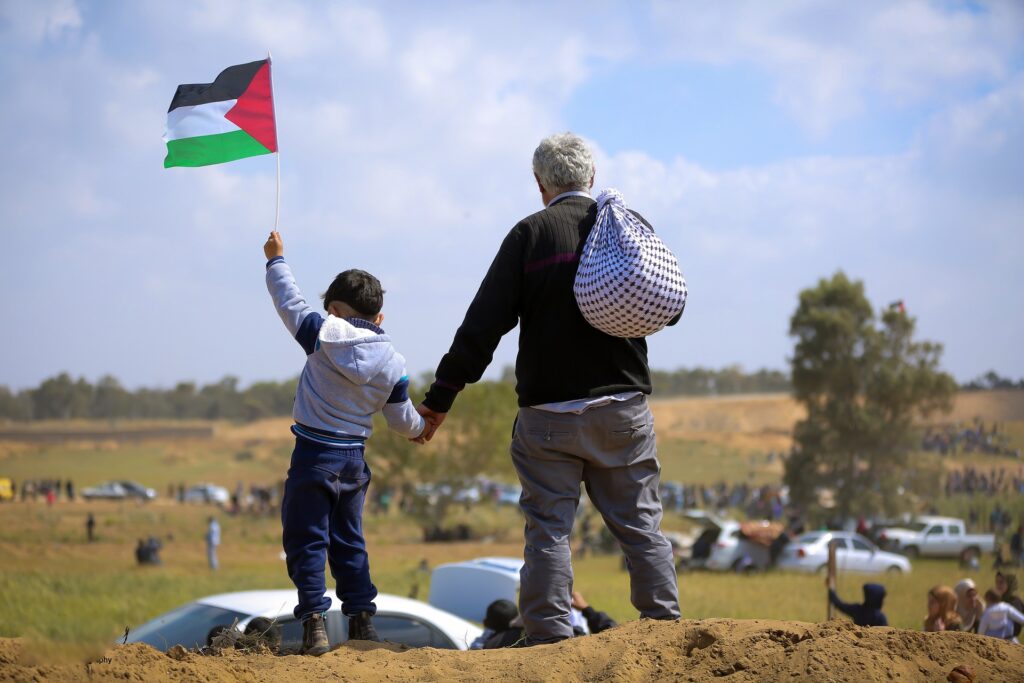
[
  {"xmin": 830, "ymin": 571, "xmax": 1024, "ymax": 642},
  {"xmin": 11, "ymin": 478, "xmax": 75, "ymax": 504},
  {"xmin": 660, "ymin": 481, "xmax": 789, "ymax": 521},
  {"xmin": 922, "ymin": 420, "xmax": 1020, "ymax": 458},
  {"xmin": 946, "ymin": 466, "xmax": 1024, "ymax": 497}
]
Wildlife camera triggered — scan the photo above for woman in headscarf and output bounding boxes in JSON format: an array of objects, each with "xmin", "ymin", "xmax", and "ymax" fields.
[
  {"xmin": 954, "ymin": 579, "xmax": 984, "ymax": 633},
  {"xmin": 924, "ymin": 585, "xmax": 962, "ymax": 632}
]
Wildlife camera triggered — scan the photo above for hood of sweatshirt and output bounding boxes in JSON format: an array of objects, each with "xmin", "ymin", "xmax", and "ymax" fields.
[
  {"xmin": 862, "ymin": 583, "xmax": 886, "ymax": 609},
  {"xmin": 315, "ymin": 316, "xmax": 395, "ymax": 386}
]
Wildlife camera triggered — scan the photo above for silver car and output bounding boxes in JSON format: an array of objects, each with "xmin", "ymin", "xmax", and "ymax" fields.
[
  {"xmin": 777, "ymin": 531, "xmax": 912, "ymax": 574},
  {"xmin": 124, "ymin": 590, "xmax": 483, "ymax": 652}
]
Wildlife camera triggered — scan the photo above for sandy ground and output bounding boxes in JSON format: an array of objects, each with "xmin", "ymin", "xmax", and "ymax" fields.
[{"xmin": 2, "ymin": 618, "xmax": 1022, "ymax": 682}]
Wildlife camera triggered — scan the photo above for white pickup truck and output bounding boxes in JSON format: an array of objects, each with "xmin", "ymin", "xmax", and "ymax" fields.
[{"xmin": 878, "ymin": 516, "xmax": 995, "ymax": 559}]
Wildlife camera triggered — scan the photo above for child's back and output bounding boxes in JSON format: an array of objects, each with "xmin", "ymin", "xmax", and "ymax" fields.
[
  {"xmin": 265, "ymin": 257, "xmax": 423, "ymax": 441},
  {"xmin": 262, "ymin": 231, "xmax": 425, "ymax": 656}
]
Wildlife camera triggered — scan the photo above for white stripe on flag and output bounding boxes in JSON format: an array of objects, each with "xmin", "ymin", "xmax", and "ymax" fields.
[{"xmin": 163, "ymin": 100, "xmax": 241, "ymax": 142}]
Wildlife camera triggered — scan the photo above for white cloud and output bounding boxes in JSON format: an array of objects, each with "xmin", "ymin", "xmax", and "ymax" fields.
[
  {"xmin": 0, "ymin": 0, "xmax": 81, "ymax": 44},
  {"xmin": 651, "ymin": 0, "xmax": 1024, "ymax": 134}
]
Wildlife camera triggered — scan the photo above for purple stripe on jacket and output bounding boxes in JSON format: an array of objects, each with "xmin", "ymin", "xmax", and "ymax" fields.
[{"xmin": 524, "ymin": 252, "xmax": 578, "ymax": 274}]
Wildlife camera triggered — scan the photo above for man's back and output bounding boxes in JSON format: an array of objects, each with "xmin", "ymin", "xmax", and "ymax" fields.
[
  {"xmin": 426, "ymin": 194, "xmax": 658, "ymax": 411},
  {"xmin": 515, "ymin": 195, "xmax": 653, "ymax": 405}
]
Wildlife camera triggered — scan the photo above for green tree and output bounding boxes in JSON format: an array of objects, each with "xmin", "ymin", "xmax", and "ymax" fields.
[
  {"xmin": 784, "ymin": 272, "xmax": 956, "ymax": 518},
  {"xmin": 30, "ymin": 373, "xmax": 93, "ymax": 419},
  {"xmin": 91, "ymin": 375, "xmax": 131, "ymax": 419}
]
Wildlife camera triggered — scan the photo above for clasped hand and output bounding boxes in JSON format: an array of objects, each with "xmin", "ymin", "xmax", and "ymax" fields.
[{"xmin": 411, "ymin": 404, "xmax": 446, "ymax": 444}]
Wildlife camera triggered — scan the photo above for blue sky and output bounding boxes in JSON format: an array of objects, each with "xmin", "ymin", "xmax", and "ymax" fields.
[{"xmin": 1, "ymin": 0, "xmax": 1022, "ymax": 391}]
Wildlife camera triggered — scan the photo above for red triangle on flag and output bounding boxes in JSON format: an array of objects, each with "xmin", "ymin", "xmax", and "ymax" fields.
[{"xmin": 225, "ymin": 62, "xmax": 277, "ymax": 152}]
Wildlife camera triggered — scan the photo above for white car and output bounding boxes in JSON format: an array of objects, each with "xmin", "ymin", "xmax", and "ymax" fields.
[
  {"xmin": 82, "ymin": 480, "xmax": 157, "ymax": 501},
  {"xmin": 777, "ymin": 531, "xmax": 911, "ymax": 574},
  {"xmin": 124, "ymin": 591, "xmax": 483, "ymax": 652},
  {"xmin": 877, "ymin": 516, "xmax": 995, "ymax": 559},
  {"xmin": 182, "ymin": 484, "xmax": 230, "ymax": 505},
  {"xmin": 684, "ymin": 510, "xmax": 773, "ymax": 572}
]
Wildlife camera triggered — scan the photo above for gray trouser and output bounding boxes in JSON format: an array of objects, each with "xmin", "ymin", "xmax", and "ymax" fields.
[{"xmin": 511, "ymin": 395, "xmax": 680, "ymax": 642}]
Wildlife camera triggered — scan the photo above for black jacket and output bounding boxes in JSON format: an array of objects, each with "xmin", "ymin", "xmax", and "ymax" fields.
[
  {"xmin": 424, "ymin": 195, "xmax": 676, "ymax": 412},
  {"xmin": 829, "ymin": 584, "xmax": 888, "ymax": 627}
]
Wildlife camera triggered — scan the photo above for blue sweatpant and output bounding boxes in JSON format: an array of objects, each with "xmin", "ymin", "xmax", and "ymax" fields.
[{"xmin": 281, "ymin": 435, "xmax": 378, "ymax": 620}]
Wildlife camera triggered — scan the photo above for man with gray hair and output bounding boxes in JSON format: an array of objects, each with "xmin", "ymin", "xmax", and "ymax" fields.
[{"xmin": 416, "ymin": 132, "xmax": 681, "ymax": 645}]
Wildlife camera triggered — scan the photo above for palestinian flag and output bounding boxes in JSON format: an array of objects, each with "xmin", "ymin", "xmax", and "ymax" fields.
[{"xmin": 164, "ymin": 59, "xmax": 277, "ymax": 168}]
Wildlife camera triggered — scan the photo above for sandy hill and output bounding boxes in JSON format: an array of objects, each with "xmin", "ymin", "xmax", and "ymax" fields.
[
  {"xmin": 2, "ymin": 619, "xmax": 1020, "ymax": 682},
  {"xmin": 648, "ymin": 389, "xmax": 1024, "ymax": 450}
]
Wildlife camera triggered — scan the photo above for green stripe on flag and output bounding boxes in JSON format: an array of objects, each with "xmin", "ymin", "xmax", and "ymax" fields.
[{"xmin": 164, "ymin": 129, "xmax": 271, "ymax": 168}]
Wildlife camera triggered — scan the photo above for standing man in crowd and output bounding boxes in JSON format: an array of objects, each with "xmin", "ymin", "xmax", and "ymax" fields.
[
  {"xmin": 206, "ymin": 516, "xmax": 221, "ymax": 571},
  {"xmin": 416, "ymin": 132, "xmax": 681, "ymax": 645}
]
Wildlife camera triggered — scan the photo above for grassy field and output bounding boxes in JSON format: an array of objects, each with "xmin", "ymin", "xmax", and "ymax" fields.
[
  {"xmin": 1, "ymin": 390, "xmax": 1022, "ymax": 656},
  {"xmin": 0, "ymin": 499, "xmax": 1011, "ymax": 655}
]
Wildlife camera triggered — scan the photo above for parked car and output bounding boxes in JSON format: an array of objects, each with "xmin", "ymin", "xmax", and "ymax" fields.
[
  {"xmin": 124, "ymin": 591, "xmax": 482, "ymax": 652},
  {"xmin": 82, "ymin": 480, "xmax": 157, "ymax": 501},
  {"xmin": 877, "ymin": 516, "xmax": 995, "ymax": 559},
  {"xmin": 182, "ymin": 484, "xmax": 230, "ymax": 505},
  {"xmin": 777, "ymin": 531, "xmax": 911, "ymax": 574},
  {"xmin": 682, "ymin": 510, "xmax": 778, "ymax": 572}
]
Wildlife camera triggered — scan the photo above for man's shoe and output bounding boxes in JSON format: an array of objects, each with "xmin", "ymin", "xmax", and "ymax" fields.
[
  {"xmin": 348, "ymin": 611, "xmax": 382, "ymax": 642},
  {"xmin": 518, "ymin": 635, "xmax": 569, "ymax": 647},
  {"xmin": 301, "ymin": 613, "xmax": 330, "ymax": 656}
]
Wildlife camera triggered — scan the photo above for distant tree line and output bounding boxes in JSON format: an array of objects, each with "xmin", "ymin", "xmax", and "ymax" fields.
[
  {"xmin": 0, "ymin": 373, "xmax": 297, "ymax": 422},
  {"xmin": 650, "ymin": 365, "xmax": 790, "ymax": 396},
  {"xmin": 2, "ymin": 364, "xmax": 1017, "ymax": 423},
  {"xmin": 960, "ymin": 370, "xmax": 1024, "ymax": 391},
  {"xmin": 1, "ymin": 365, "xmax": 798, "ymax": 422}
]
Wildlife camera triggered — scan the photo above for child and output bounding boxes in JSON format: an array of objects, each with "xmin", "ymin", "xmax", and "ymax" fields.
[
  {"xmin": 264, "ymin": 231, "xmax": 426, "ymax": 655},
  {"xmin": 828, "ymin": 583, "xmax": 888, "ymax": 627},
  {"xmin": 978, "ymin": 588, "xmax": 1024, "ymax": 642},
  {"xmin": 923, "ymin": 585, "xmax": 961, "ymax": 632}
]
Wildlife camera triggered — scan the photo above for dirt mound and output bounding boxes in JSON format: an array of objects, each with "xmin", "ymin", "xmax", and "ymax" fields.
[{"xmin": 2, "ymin": 619, "xmax": 1022, "ymax": 682}]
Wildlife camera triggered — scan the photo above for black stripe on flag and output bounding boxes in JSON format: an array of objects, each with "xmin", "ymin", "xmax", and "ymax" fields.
[{"xmin": 167, "ymin": 60, "xmax": 267, "ymax": 113}]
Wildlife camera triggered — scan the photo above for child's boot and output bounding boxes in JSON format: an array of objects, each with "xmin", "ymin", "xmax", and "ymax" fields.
[
  {"xmin": 301, "ymin": 613, "xmax": 330, "ymax": 656},
  {"xmin": 348, "ymin": 612, "xmax": 381, "ymax": 642}
]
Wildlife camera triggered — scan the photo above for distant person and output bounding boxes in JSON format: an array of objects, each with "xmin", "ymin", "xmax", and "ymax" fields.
[
  {"xmin": 1010, "ymin": 525, "xmax": 1023, "ymax": 567},
  {"xmin": 472, "ymin": 599, "xmax": 519, "ymax": 649},
  {"xmin": 977, "ymin": 588, "xmax": 1024, "ymax": 642},
  {"xmin": 995, "ymin": 572, "xmax": 1024, "ymax": 639},
  {"xmin": 65, "ymin": 479, "xmax": 74, "ymax": 501},
  {"xmin": 828, "ymin": 582, "xmax": 888, "ymax": 627},
  {"xmin": 206, "ymin": 516, "xmax": 220, "ymax": 570},
  {"xmin": 923, "ymin": 585, "xmax": 961, "ymax": 632},
  {"xmin": 263, "ymin": 230, "xmax": 427, "ymax": 655},
  {"xmin": 86, "ymin": 512, "xmax": 96, "ymax": 543},
  {"xmin": 480, "ymin": 590, "xmax": 616, "ymax": 649},
  {"xmin": 954, "ymin": 579, "xmax": 984, "ymax": 633}
]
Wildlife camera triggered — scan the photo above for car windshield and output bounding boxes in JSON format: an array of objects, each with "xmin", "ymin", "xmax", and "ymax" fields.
[
  {"xmin": 126, "ymin": 603, "xmax": 248, "ymax": 650},
  {"xmin": 795, "ymin": 532, "xmax": 826, "ymax": 545}
]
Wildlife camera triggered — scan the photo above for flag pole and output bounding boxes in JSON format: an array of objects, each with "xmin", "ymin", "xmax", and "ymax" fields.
[{"xmin": 268, "ymin": 50, "xmax": 280, "ymax": 230}]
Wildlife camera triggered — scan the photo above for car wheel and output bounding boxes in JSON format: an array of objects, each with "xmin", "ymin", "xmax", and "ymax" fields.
[
  {"xmin": 963, "ymin": 546, "xmax": 981, "ymax": 561},
  {"xmin": 816, "ymin": 564, "xmax": 829, "ymax": 575},
  {"xmin": 904, "ymin": 546, "xmax": 919, "ymax": 559},
  {"xmin": 886, "ymin": 565, "xmax": 903, "ymax": 575}
]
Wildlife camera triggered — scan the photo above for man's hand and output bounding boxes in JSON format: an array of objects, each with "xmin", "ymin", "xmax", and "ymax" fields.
[
  {"xmin": 571, "ymin": 590, "xmax": 589, "ymax": 611},
  {"xmin": 264, "ymin": 231, "xmax": 284, "ymax": 260},
  {"xmin": 410, "ymin": 403, "xmax": 447, "ymax": 444}
]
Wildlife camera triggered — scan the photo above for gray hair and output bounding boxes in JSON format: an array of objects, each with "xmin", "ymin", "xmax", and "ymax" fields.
[{"xmin": 532, "ymin": 132, "xmax": 594, "ymax": 193}]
